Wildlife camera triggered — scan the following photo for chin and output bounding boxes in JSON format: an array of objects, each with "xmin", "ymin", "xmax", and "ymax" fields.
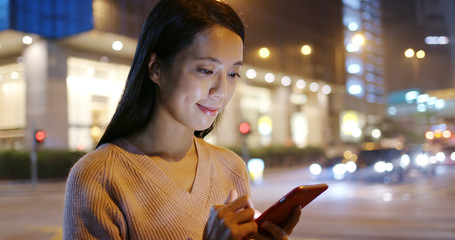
[
  {"xmin": 191, "ymin": 115, "xmax": 218, "ymax": 131},
  {"xmin": 193, "ymin": 121, "xmax": 215, "ymax": 132},
  {"xmin": 194, "ymin": 125, "xmax": 212, "ymax": 132}
]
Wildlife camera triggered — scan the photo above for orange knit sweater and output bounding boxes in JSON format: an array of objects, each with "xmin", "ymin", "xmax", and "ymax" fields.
[{"xmin": 63, "ymin": 137, "xmax": 251, "ymax": 240}]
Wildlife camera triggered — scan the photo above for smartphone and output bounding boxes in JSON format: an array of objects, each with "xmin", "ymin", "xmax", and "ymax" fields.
[{"xmin": 255, "ymin": 183, "xmax": 328, "ymax": 235}]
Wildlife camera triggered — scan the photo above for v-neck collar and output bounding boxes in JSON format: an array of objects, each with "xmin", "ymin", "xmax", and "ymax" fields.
[{"xmin": 112, "ymin": 137, "xmax": 212, "ymax": 212}]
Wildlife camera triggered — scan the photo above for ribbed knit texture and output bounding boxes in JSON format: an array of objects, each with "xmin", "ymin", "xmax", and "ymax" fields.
[{"xmin": 63, "ymin": 137, "xmax": 250, "ymax": 240}]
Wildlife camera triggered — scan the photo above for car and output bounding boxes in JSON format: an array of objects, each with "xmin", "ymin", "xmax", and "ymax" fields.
[
  {"xmin": 354, "ymin": 148, "xmax": 405, "ymax": 184},
  {"xmin": 433, "ymin": 145, "xmax": 455, "ymax": 166},
  {"xmin": 309, "ymin": 156, "xmax": 357, "ymax": 181},
  {"xmin": 400, "ymin": 145, "xmax": 434, "ymax": 176}
]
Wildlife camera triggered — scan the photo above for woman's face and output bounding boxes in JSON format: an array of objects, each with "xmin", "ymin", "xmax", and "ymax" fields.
[{"xmin": 155, "ymin": 25, "xmax": 243, "ymax": 131}]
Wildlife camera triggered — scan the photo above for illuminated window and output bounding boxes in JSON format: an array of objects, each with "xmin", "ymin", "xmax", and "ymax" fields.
[
  {"xmin": 348, "ymin": 22, "xmax": 359, "ymax": 31},
  {"xmin": 340, "ymin": 110, "xmax": 364, "ymax": 142},
  {"xmin": 346, "ymin": 77, "xmax": 364, "ymax": 97},
  {"xmin": 258, "ymin": 116, "xmax": 272, "ymax": 136},
  {"xmin": 417, "ymin": 104, "xmax": 427, "ymax": 112},
  {"xmin": 346, "ymin": 43, "xmax": 360, "ymax": 52},
  {"xmin": 405, "ymin": 90, "xmax": 419, "ymax": 103},
  {"xmin": 425, "ymin": 36, "xmax": 449, "ymax": 45},
  {"xmin": 387, "ymin": 106, "xmax": 397, "ymax": 116},
  {"xmin": 347, "ymin": 64, "xmax": 361, "ymax": 74},
  {"xmin": 67, "ymin": 57, "xmax": 130, "ymax": 150},
  {"xmin": 291, "ymin": 112, "xmax": 308, "ymax": 148},
  {"xmin": 345, "ymin": 57, "xmax": 363, "ymax": 75},
  {"xmin": 343, "ymin": 0, "xmax": 361, "ymax": 9},
  {"xmin": 0, "ymin": 63, "xmax": 25, "ymax": 130}
]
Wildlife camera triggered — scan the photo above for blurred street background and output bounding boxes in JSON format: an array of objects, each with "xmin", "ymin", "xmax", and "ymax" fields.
[
  {"xmin": 2, "ymin": 0, "xmax": 455, "ymax": 239},
  {"xmin": 1, "ymin": 164, "xmax": 455, "ymax": 240}
]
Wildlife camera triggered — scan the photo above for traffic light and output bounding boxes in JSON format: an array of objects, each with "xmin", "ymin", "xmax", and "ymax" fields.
[
  {"xmin": 239, "ymin": 122, "xmax": 251, "ymax": 135},
  {"xmin": 34, "ymin": 130, "xmax": 46, "ymax": 143}
]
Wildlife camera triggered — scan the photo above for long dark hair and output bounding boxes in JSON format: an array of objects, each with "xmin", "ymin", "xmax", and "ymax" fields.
[{"xmin": 97, "ymin": 0, "xmax": 245, "ymax": 148}]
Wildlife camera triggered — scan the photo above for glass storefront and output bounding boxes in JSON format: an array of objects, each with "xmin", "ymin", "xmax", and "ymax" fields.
[
  {"xmin": 0, "ymin": 56, "xmax": 332, "ymax": 151},
  {"xmin": 0, "ymin": 63, "xmax": 26, "ymax": 149},
  {"xmin": 238, "ymin": 84, "xmax": 272, "ymax": 147},
  {"xmin": 66, "ymin": 57, "xmax": 130, "ymax": 150}
]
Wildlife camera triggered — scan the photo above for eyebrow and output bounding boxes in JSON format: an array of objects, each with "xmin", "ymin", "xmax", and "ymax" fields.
[{"xmin": 195, "ymin": 56, "xmax": 243, "ymax": 66}]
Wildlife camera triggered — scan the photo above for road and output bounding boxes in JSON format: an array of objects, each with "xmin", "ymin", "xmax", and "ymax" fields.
[
  {"xmin": 0, "ymin": 165, "xmax": 454, "ymax": 240},
  {"xmin": 251, "ymin": 165, "xmax": 455, "ymax": 240}
]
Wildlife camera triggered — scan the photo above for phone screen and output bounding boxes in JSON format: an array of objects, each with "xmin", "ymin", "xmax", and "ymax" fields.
[{"xmin": 255, "ymin": 183, "xmax": 328, "ymax": 235}]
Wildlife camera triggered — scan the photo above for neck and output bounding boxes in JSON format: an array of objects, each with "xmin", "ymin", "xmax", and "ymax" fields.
[{"xmin": 127, "ymin": 120, "xmax": 195, "ymax": 162}]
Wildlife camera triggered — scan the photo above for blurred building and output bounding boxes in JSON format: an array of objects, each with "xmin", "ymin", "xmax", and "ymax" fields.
[
  {"xmin": 382, "ymin": 0, "xmax": 455, "ymax": 142},
  {"xmin": 382, "ymin": 0, "xmax": 455, "ymax": 92},
  {"xmin": 336, "ymin": 0, "xmax": 386, "ymax": 152},
  {"xmin": 0, "ymin": 0, "xmax": 387, "ymax": 155}
]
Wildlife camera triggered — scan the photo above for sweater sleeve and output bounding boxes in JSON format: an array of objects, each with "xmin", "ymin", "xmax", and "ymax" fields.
[{"xmin": 63, "ymin": 151, "xmax": 127, "ymax": 240}]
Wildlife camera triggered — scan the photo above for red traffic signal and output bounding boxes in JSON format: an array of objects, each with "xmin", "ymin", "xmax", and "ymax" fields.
[
  {"xmin": 34, "ymin": 130, "xmax": 46, "ymax": 143},
  {"xmin": 239, "ymin": 122, "xmax": 251, "ymax": 135}
]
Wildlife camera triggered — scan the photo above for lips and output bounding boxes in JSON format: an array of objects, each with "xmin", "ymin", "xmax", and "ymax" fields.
[{"xmin": 197, "ymin": 104, "xmax": 220, "ymax": 116}]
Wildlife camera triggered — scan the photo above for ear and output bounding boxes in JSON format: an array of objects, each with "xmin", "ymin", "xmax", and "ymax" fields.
[{"xmin": 148, "ymin": 53, "xmax": 161, "ymax": 85}]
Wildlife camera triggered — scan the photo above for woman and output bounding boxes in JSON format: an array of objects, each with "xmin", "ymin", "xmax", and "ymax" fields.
[{"xmin": 63, "ymin": 0, "xmax": 301, "ymax": 239}]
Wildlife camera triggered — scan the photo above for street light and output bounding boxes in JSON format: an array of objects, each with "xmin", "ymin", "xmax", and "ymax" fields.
[
  {"xmin": 258, "ymin": 47, "xmax": 270, "ymax": 59},
  {"xmin": 404, "ymin": 48, "xmax": 425, "ymax": 59},
  {"xmin": 404, "ymin": 48, "xmax": 425, "ymax": 86},
  {"xmin": 404, "ymin": 48, "xmax": 415, "ymax": 58},
  {"xmin": 416, "ymin": 50, "xmax": 425, "ymax": 59},
  {"xmin": 300, "ymin": 44, "xmax": 312, "ymax": 55}
]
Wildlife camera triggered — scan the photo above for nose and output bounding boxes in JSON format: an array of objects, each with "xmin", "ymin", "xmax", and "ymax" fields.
[{"xmin": 209, "ymin": 73, "xmax": 228, "ymax": 99}]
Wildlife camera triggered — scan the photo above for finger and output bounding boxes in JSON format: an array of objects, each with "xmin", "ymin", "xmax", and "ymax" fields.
[
  {"xmin": 230, "ymin": 207, "xmax": 255, "ymax": 224},
  {"xmin": 235, "ymin": 221, "xmax": 258, "ymax": 239},
  {"xmin": 224, "ymin": 189, "xmax": 239, "ymax": 204},
  {"xmin": 261, "ymin": 221, "xmax": 289, "ymax": 240},
  {"xmin": 213, "ymin": 204, "xmax": 224, "ymax": 211},
  {"xmin": 225, "ymin": 195, "xmax": 251, "ymax": 212},
  {"xmin": 282, "ymin": 206, "xmax": 302, "ymax": 234}
]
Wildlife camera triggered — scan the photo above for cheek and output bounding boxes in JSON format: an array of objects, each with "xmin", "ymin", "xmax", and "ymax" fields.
[
  {"xmin": 178, "ymin": 79, "xmax": 206, "ymax": 103},
  {"xmin": 225, "ymin": 81, "xmax": 237, "ymax": 104}
]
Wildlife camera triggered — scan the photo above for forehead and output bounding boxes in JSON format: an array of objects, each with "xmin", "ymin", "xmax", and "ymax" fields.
[{"xmin": 179, "ymin": 25, "xmax": 243, "ymax": 63}]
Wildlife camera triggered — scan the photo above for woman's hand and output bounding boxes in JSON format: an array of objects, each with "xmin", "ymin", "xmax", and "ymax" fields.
[
  {"xmin": 203, "ymin": 190, "xmax": 257, "ymax": 240},
  {"xmin": 254, "ymin": 206, "xmax": 302, "ymax": 240}
]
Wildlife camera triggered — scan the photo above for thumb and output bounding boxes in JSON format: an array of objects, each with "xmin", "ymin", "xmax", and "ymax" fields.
[{"xmin": 224, "ymin": 189, "xmax": 238, "ymax": 204}]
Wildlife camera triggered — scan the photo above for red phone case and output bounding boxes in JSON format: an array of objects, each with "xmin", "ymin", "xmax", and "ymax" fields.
[{"xmin": 255, "ymin": 183, "xmax": 328, "ymax": 235}]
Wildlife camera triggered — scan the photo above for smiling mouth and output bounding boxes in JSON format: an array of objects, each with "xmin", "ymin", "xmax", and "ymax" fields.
[{"xmin": 197, "ymin": 104, "xmax": 219, "ymax": 116}]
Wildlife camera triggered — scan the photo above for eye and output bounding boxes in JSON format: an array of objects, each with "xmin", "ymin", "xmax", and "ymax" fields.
[
  {"xmin": 228, "ymin": 72, "xmax": 241, "ymax": 79},
  {"xmin": 197, "ymin": 68, "xmax": 213, "ymax": 75}
]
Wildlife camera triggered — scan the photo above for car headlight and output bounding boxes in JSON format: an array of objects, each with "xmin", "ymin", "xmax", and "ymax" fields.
[
  {"xmin": 346, "ymin": 161, "xmax": 357, "ymax": 173},
  {"xmin": 374, "ymin": 161, "xmax": 386, "ymax": 173},
  {"xmin": 451, "ymin": 152, "xmax": 455, "ymax": 161},
  {"xmin": 435, "ymin": 152, "xmax": 445, "ymax": 162},
  {"xmin": 333, "ymin": 163, "xmax": 347, "ymax": 180},
  {"xmin": 416, "ymin": 154, "xmax": 429, "ymax": 166},
  {"xmin": 385, "ymin": 162, "xmax": 394, "ymax": 172},
  {"xmin": 400, "ymin": 154, "xmax": 411, "ymax": 168},
  {"xmin": 309, "ymin": 163, "xmax": 322, "ymax": 175}
]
